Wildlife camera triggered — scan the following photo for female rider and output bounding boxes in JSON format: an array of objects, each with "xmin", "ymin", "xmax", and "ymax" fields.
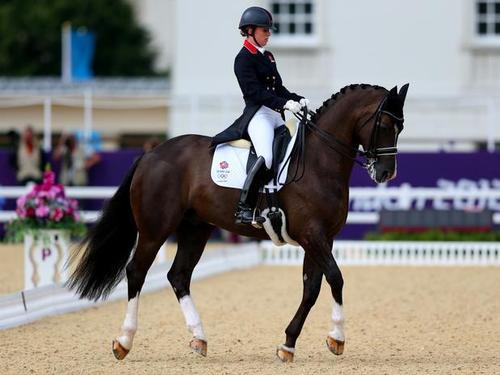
[{"xmin": 211, "ymin": 6, "xmax": 309, "ymax": 226}]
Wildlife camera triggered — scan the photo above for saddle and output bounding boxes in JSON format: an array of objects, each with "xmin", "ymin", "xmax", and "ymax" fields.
[
  {"xmin": 228, "ymin": 119, "xmax": 296, "ymax": 178},
  {"xmin": 227, "ymin": 119, "xmax": 298, "ymax": 245}
]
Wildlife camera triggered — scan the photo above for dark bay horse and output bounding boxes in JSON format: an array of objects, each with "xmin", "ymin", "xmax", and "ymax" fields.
[{"xmin": 67, "ymin": 83, "xmax": 408, "ymax": 362}]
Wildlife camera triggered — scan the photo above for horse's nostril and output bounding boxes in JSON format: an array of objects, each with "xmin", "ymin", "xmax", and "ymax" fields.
[{"xmin": 381, "ymin": 171, "xmax": 389, "ymax": 181}]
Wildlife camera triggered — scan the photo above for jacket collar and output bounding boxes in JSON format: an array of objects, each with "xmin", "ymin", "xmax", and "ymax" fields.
[{"xmin": 243, "ymin": 39, "xmax": 258, "ymax": 55}]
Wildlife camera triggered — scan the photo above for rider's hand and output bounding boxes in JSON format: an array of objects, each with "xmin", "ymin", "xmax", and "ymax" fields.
[
  {"xmin": 284, "ymin": 100, "xmax": 302, "ymax": 114},
  {"xmin": 299, "ymin": 98, "xmax": 310, "ymax": 108}
]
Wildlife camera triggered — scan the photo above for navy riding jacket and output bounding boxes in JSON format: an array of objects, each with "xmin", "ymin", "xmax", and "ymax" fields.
[{"xmin": 211, "ymin": 40, "xmax": 303, "ymax": 147}]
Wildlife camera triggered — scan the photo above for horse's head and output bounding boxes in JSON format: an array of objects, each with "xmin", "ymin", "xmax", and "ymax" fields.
[{"xmin": 357, "ymin": 84, "xmax": 409, "ymax": 183}]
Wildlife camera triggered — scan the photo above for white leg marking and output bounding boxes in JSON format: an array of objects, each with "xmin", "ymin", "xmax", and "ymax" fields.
[
  {"xmin": 328, "ymin": 302, "xmax": 345, "ymax": 342},
  {"xmin": 117, "ymin": 295, "xmax": 139, "ymax": 350},
  {"xmin": 179, "ymin": 295, "xmax": 206, "ymax": 341}
]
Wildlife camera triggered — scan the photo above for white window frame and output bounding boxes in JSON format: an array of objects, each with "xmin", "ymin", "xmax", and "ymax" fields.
[
  {"xmin": 268, "ymin": 0, "xmax": 320, "ymax": 48},
  {"xmin": 472, "ymin": 0, "xmax": 500, "ymax": 48}
]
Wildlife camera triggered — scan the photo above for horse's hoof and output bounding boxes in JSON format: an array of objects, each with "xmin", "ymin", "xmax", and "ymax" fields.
[
  {"xmin": 276, "ymin": 345, "xmax": 294, "ymax": 363},
  {"xmin": 326, "ymin": 336, "xmax": 344, "ymax": 355},
  {"xmin": 189, "ymin": 338, "xmax": 207, "ymax": 357},
  {"xmin": 112, "ymin": 339, "xmax": 130, "ymax": 360}
]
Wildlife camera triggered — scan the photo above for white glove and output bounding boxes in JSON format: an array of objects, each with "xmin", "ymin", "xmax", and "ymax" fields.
[
  {"xmin": 284, "ymin": 100, "xmax": 301, "ymax": 114},
  {"xmin": 299, "ymin": 98, "xmax": 310, "ymax": 108}
]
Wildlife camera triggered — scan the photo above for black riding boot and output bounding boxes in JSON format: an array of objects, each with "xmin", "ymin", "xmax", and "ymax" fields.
[{"xmin": 235, "ymin": 156, "xmax": 268, "ymax": 226}]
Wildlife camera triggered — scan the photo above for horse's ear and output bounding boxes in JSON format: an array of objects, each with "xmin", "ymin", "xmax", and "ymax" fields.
[
  {"xmin": 398, "ymin": 83, "xmax": 409, "ymax": 104},
  {"xmin": 389, "ymin": 86, "xmax": 398, "ymax": 96}
]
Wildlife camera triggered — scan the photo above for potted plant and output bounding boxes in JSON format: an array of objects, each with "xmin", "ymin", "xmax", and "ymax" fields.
[{"xmin": 5, "ymin": 168, "xmax": 86, "ymax": 289}]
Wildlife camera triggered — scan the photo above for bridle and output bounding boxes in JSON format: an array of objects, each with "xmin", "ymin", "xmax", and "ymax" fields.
[{"xmin": 293, "ymin": 93, "xmax": 404, "ymax": 169}]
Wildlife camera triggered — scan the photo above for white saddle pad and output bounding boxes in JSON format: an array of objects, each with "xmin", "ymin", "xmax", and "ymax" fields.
[{"xmin": 211, "ymin": 122, "xmax": 300, "ymax": 191}]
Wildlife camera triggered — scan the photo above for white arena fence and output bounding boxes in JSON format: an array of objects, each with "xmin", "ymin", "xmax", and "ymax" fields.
[
  {"xmin": 0, "ymin": 186, "xmax": 116, "ymax": 223},
  {"xmin": 261, "ymin": 241, "xmax": 500, "ymax": 266},
  {"xmin": 1, "ymin": 185, "xmax": 500, "ymax": 224},
  {"xmin": 1, "ymin": 240, "xmax": 499, "ymax": 330}
]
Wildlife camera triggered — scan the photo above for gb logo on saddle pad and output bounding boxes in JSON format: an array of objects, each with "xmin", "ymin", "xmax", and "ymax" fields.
[{"xmin": 215, "ymin": 160, "xmax": 231, "ymax": 182}]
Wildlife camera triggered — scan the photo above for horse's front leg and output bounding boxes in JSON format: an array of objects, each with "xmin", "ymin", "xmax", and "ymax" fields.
[
  {"xmin": 311, "ymin": 236, "xmax": 345, "ymax": 355},
  {"xmin": 304, "ymin": 232, "xmax": 345, "ymax": 357},
  {"xmin": 276, "ymin": 253, "xmax": 323, "ymax": 362}
]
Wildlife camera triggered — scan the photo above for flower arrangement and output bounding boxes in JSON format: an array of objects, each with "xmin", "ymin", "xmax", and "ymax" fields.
[{"xmin": 5, "ymin": 168, "xmax": 87, "ymax": 243}]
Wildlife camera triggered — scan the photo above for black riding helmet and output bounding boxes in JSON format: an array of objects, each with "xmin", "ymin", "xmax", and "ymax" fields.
[{"xmin": 239, "ymin": 6, "xmax": 276, "ymax": 31}]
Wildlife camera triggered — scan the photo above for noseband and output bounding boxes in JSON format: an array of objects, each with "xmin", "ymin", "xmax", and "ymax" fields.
[{"xmin": 294, "ymin": 93, "xmax": 404, "ymax": 169}]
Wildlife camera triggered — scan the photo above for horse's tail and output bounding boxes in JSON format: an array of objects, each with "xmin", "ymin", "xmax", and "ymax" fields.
[{"xmin": 66, "ymin": 156, "xmax": 142, "ymax": 301}]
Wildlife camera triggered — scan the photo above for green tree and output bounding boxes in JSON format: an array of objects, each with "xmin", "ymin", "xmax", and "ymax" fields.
[{"xmin": 0, "ymin": 0, "xmax": 158, "ymax": 76}]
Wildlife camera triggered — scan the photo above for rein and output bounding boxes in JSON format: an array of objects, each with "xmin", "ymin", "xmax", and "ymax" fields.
[{"xmin": 278, "ymin": 94, "xmax": 404, "ymax": 185}]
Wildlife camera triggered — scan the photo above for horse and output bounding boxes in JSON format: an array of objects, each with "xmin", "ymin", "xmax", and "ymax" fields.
[{"xmin": 67, "ymin": 83, "xmax": 408, "ymax": 363}]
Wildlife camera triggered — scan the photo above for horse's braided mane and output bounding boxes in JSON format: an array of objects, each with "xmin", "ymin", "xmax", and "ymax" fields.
[{"xmin": 312, "ymin": 83, "xmax": 386, "ymax": 122}]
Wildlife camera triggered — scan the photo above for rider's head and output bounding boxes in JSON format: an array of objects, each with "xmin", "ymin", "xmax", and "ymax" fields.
[{"xmin": 239, "ymin": 6, "xmax": 274, "ymax": 47}]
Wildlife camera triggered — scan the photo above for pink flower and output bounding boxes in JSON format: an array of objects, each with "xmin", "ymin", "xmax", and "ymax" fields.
[
  {"xmin": 51, "ymin": 208, "xmax": 64, "ymax": 222},
  {"xmin": 16, "ymin": 195, "xmax": 27, "ymax": 208},
  {"xmin": 16, "ymin": 207, "xmax": 26, "ymax": 218},
  {"xmin": 69, "ymin": 199, "xmax": 79, "ymax": 210},
  {"xmin": 35, "ymin": 205, "xmax": 50, "ymax": 218},
  {"xmin": 14, "ymin": 166, "xmax": 83, "ymax": 226},
  {"xmin": 42, "ymin": 170, "xmax": 56, "ymax": 186}
]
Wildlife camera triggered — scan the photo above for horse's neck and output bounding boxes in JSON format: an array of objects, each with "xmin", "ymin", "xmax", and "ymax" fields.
[{"xmin": 306, "ymin": 103, "xmax": 358, "ymax": 181}]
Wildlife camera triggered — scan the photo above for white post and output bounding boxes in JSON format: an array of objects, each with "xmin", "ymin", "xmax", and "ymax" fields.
[
  {"xmin": 43, "ymin": 97, "xmax": 52, "ymax": 152},
  {"xmin": 190, "ymin": 95, "xmax": 200, "ymax": 135},
  {"xmin": 61, "ymin": 22, "xmax": 72, "ymax": 83},
  {"xmin": 84, "ymin": 88, "xmax": 93, "ymax": 142},
  {"xmin": 487, "ymin": 98, "xmax": 496, "ymax": 153},
  {"xmin": 165, "ymin": 96, "xmax": 170, "ymax": 139}
]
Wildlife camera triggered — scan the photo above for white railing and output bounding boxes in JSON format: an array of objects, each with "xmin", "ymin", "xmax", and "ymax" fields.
[
  {"xmin": 261, "ymin": 241, "xmax": 500, "ymax": 266},
  {"xmin": 0, "ymin": 186, "xmax": 116, "ymax": 223},
  {"xmin": 1, "ymin": 185, "xmax": 500, "ymax": 223}
]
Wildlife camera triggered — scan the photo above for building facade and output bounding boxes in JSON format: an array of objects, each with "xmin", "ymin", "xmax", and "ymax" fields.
[
  {"xmin": 169, "ymin": 0, "xmax": 500, "ymax": 150},
  {"xmin": 0, "ymin": 1, "xmax": 498, "ymax": 150}
]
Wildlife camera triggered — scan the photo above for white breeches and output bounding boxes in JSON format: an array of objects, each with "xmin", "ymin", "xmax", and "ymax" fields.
[{"xmin": 247, "ymin": 106, "xmax": 284, "ymax": 169}]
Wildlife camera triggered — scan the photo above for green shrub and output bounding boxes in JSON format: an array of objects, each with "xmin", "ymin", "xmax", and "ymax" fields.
[{"xmin": 364, "ymin": 230, "xmax": 500, "ymax": 242}]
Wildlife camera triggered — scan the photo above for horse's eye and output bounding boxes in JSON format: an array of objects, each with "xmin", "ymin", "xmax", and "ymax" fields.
[{"xmin": 379, "ymin": 122, "xmax": 393, "ymax": 130}]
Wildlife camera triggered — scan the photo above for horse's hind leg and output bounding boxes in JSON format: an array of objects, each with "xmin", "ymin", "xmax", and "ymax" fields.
[
  {"xmin": 277, "ymin": 253, "xmax": 323, "ymax": 362},
  {"xmin": 112, "ymin": 234, "xmax": 168, "ymax": 360},
  {"xmin": 167, "ymin": 218, "xmax": 214, "ymax": 357}
]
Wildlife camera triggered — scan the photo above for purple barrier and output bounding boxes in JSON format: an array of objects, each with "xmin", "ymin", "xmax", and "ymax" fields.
[
  {"xmin": 339, "ymin": 151, "xmax": 500, "ymax": 238},
  {"xmin": 350, "ymin": 152, "xmax": 500, "ymax": 187},
  {"xmin": 0, "ymin": 149, "xmax": 142, "ymax": 211},
  {"xmin": 1, "ymin": 150, "xmax": 499, "ymax": 238},
  {"xmin": 0, "ymin": 149, "xmax": 142, "ymax": 186}
]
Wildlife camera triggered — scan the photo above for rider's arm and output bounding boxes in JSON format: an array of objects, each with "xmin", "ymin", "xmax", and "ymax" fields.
[{"xmin": 277, "ymin": 82, "xmax": 303, "ymax": 103}]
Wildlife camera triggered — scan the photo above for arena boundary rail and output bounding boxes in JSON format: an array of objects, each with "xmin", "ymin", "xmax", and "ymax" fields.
[
  {"xmin": 0, "ymin": 244, "xmax": 260, "ymax": 330},
  {"xmin": 1, "ymin": 240, "xmax": 499, "ymax": 330},
  {"xmin": 1, "ymin": 186, "xmax": 500, "ymax": 224},
  {"xmin": 261, "ymin": 241, "xmax": 500, "ymax": 266}
]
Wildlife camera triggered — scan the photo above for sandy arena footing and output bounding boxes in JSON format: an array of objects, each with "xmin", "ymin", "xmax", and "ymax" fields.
[{"xmin": 0, "ymin": 264, "xmax": 499, "ymax": 374}]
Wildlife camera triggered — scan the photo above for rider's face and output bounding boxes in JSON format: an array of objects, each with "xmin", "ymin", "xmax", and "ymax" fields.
[{"xmin": 252, "ymin": 27, "xmax": 271, "ymax": 46}]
